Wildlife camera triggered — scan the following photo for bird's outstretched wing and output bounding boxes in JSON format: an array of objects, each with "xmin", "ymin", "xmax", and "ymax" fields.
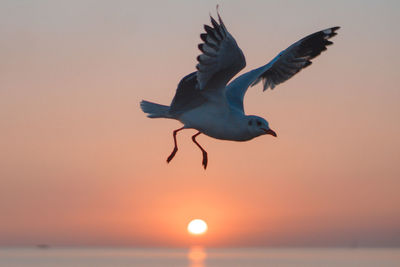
[
  {"xmin": 226, "ymin": 27, "xmax": 340, "ymax": 112},
  {"xmin": 196, "ymin": 10, "xmax": 246, "ymax": 92},
  {"xmin": 169, "ymin": 72, "xmax": 207, "ymax": 116}
]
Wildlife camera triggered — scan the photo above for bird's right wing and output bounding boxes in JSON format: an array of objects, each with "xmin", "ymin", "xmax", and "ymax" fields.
[
  {"xmin": 226, "ymin": 27, "xmax": 340, "ymax": 112},
  {"xmin": 196, "ymin": 9, "xmax": 246, "ymax": 92}
]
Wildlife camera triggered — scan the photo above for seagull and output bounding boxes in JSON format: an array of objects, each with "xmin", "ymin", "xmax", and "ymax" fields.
[{"xmin": 140, "ymin": 8, "xmax": 339, "ymax": 169}]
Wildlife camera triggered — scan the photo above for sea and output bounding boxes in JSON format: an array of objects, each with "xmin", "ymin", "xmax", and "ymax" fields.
[{"xmin": 0, "ymin": 247, "xmax": 399, "ymax": 267}]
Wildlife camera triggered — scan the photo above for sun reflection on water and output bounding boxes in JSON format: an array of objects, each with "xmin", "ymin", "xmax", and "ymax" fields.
[{"xmin": 188, "ymin": 246, "xmax": 206, "ymax": 267}]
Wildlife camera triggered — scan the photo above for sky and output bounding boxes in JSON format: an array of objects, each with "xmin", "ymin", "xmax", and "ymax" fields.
[{"xmin": 1, "ymin": 0, "xmax": 399, "ymax": 247}]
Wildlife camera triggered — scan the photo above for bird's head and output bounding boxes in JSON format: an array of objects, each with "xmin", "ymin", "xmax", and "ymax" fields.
[{"xmin": 246, "ymin": 115, "xmax": 277, "ymax": 138}]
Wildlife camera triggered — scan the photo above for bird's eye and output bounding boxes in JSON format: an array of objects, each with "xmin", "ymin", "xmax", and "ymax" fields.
[
  {"xmin": 248, "ymin": 120, "xmax": 252, "ymax": 126},
  {"xmin": 256, "ymin": 120, "xmax": 262, "ymax": 126}
]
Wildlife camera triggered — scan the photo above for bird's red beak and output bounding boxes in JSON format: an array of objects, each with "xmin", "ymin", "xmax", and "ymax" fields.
[{"xmin": 263, "ymin": 128, "xmax": 277, "ymax": 137}]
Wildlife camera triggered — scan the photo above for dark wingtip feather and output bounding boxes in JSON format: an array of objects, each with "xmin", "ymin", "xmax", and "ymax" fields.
[
  {"xmin": 325, "ymin": 40, "xmax": 333, "ymax": 46},
  {"xmin": 198, "ymin": 43, "xmax": 204, "ymax": 52},
  {"xmin": 304, "ymin": 61, "xmax": 312, "ymax": 68},
  {"xmin": 204, "ymin": 24, "xmax": 213, "ymax": 33},
  {"xmin": 204, "ymin": 24, "xmax": 219, "ymax": 41},
  {"xmin": 328, "ymin": 26, "xmax": 340, "ymax": 38},
  {"xmin": 200, "ymin": 33, "xmax": 207, "ymax": 42},
  {"xmin": 216, "ymin": 5, "xmax": 226, "ymax": 31},
  {"xmin": 210, "ymin": 16, "xmax": 219, "ymax": 29}
]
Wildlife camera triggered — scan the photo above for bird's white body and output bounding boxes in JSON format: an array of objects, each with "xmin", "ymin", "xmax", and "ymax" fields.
[
  {"xmin": 179, "ymin": 101, "xmax": 252, "ymax": 141},
  {"xmin": 140, "ymin": 8, "xmax": 339, "ymax": 168}
]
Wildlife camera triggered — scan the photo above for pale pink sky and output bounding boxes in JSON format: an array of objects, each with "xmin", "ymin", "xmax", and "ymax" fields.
[{"xmin": 1, "ymin": 0, "xmax": 399, "ymax": 247}]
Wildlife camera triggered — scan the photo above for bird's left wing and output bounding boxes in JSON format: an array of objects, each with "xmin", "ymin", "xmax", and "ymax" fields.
[
  {"xmin": 196, "ymin": 10, "xmax": 246, "ymax": 92},
  {"xmin": 226, "ymin": 27, "xmax": 340, "ymax": 112}
]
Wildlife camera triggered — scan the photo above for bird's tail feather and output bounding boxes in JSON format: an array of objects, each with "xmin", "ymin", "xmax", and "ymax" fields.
[{"xmin": 140, "ymin": 100, "xmax": 171, "ymax": 118}]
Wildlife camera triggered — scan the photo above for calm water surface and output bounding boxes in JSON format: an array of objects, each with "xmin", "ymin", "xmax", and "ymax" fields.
[{"xmin": 0, "ymin": 247, "xmax": 399, "ymax": 267}]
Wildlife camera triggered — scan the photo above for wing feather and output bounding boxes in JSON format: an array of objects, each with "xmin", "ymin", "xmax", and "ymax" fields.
[
  {"xmin": 196, "ymin": 10, "xmax": 246, "ymax": 91},
  {"xmin": 169, "ymin": 72, "xmax": 207, "ymax": 115},
  {"xmin": 226, "ymin": 26, "xmax": 340, "ymax": 112},
  {"xmin": 253, "ymin": 26, "xmax": 340, "ymax": 91}
]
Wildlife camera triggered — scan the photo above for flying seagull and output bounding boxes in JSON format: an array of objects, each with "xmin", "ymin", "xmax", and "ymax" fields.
[{"xmin": 140, "ymin": 9, "xmax": 339, "ymax": 169}]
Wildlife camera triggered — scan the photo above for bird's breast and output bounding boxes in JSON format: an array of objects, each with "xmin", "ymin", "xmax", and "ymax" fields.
[{"xmin": 178, "ymin": 104, "xmax": 252, "ymax": 141}]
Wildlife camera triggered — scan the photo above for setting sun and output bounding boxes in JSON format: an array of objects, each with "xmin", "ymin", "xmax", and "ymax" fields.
[{"xmin": 187, "ymin": 219, "xmax": 208, "ymax": 235}]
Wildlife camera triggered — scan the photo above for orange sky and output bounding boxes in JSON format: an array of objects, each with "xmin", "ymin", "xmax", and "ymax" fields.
[{"xmin": 1, "ymin": 0, "xmax": 399, "ymax": 247}]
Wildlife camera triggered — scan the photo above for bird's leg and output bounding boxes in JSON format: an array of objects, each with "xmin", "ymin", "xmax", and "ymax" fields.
[
  {"xmin": 167, "ymin": 127, "xmax": 185, "ymax": 164},
  {"xmin": 192, "ymin": 132, "xmax": 208, "ymax": 169}
]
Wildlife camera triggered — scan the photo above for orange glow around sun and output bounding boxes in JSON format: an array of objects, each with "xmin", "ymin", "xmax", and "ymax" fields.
[{"xmin": 187, "ymin": 219, "xmax": 208, "ymax": 235}]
